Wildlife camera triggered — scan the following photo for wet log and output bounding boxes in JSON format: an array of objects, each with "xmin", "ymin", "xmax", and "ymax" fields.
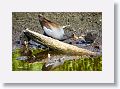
[{"xmin": 23, "ymin": 28, "xmax": 99, "ymax": 57}]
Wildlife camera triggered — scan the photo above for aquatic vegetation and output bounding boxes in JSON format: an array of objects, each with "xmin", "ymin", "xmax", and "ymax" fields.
[
  {"xmin": 52, "ymin": 56, "xmax": 102, "ymax": 71},
  {"xmin": 12, "ymin": 49, "xmax": 102, "ymax": 71}
]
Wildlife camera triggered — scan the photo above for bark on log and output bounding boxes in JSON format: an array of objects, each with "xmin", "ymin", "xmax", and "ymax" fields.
[{"xmin": 23, "ymin": 28, "xmax": 99, "ymax": 57}]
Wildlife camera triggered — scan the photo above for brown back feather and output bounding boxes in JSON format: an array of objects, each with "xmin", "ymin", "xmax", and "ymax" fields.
[{"xmin": 38, "ymin": 15, "xmax": 62, "ymax": 30}]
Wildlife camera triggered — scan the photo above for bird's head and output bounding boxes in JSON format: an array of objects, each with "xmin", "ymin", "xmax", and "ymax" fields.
[{"xmin": 38, "ymin": 14, "xmax": 45, "ymax": 21}]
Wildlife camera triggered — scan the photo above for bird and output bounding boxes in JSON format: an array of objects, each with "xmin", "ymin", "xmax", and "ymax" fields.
[{"xmin": 38, "ymin": 15, "xmax": 70, "ymax": 41}]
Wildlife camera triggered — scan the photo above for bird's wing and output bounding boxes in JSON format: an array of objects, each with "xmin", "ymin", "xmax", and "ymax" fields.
[{"xmin": 42, "ymin": 18, "xmax": 62, "ymax": 30}]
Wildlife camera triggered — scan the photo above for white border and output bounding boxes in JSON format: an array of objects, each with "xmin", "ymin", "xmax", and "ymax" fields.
[{"xmin": 0, "ymin": 0, "xmax": 114, "ymax": 83}]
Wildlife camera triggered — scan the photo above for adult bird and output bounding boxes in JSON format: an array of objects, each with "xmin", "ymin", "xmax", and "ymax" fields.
[{"xmin": 38, "ymin": 15, "xmax": 70, "ymax": 41}]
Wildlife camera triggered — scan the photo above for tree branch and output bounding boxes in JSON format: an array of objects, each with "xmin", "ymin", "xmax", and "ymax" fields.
[{"xmin": 23, "ymin": 28, "xmax": 99, "ymax": 57}]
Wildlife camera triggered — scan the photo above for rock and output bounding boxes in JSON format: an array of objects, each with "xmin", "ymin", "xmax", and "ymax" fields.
[
  {"xmin": 17, "ymin": 56, "xmax": 28, "ymax": 60},
  {"xmin": 84, "ymin": 32, "xmax": 97, "ymax": 44}
]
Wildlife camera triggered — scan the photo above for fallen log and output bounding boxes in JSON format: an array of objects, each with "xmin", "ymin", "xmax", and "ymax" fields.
[{"xmin": 23, "ymin": 28, "xmax": 99, "ymax": 57}]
